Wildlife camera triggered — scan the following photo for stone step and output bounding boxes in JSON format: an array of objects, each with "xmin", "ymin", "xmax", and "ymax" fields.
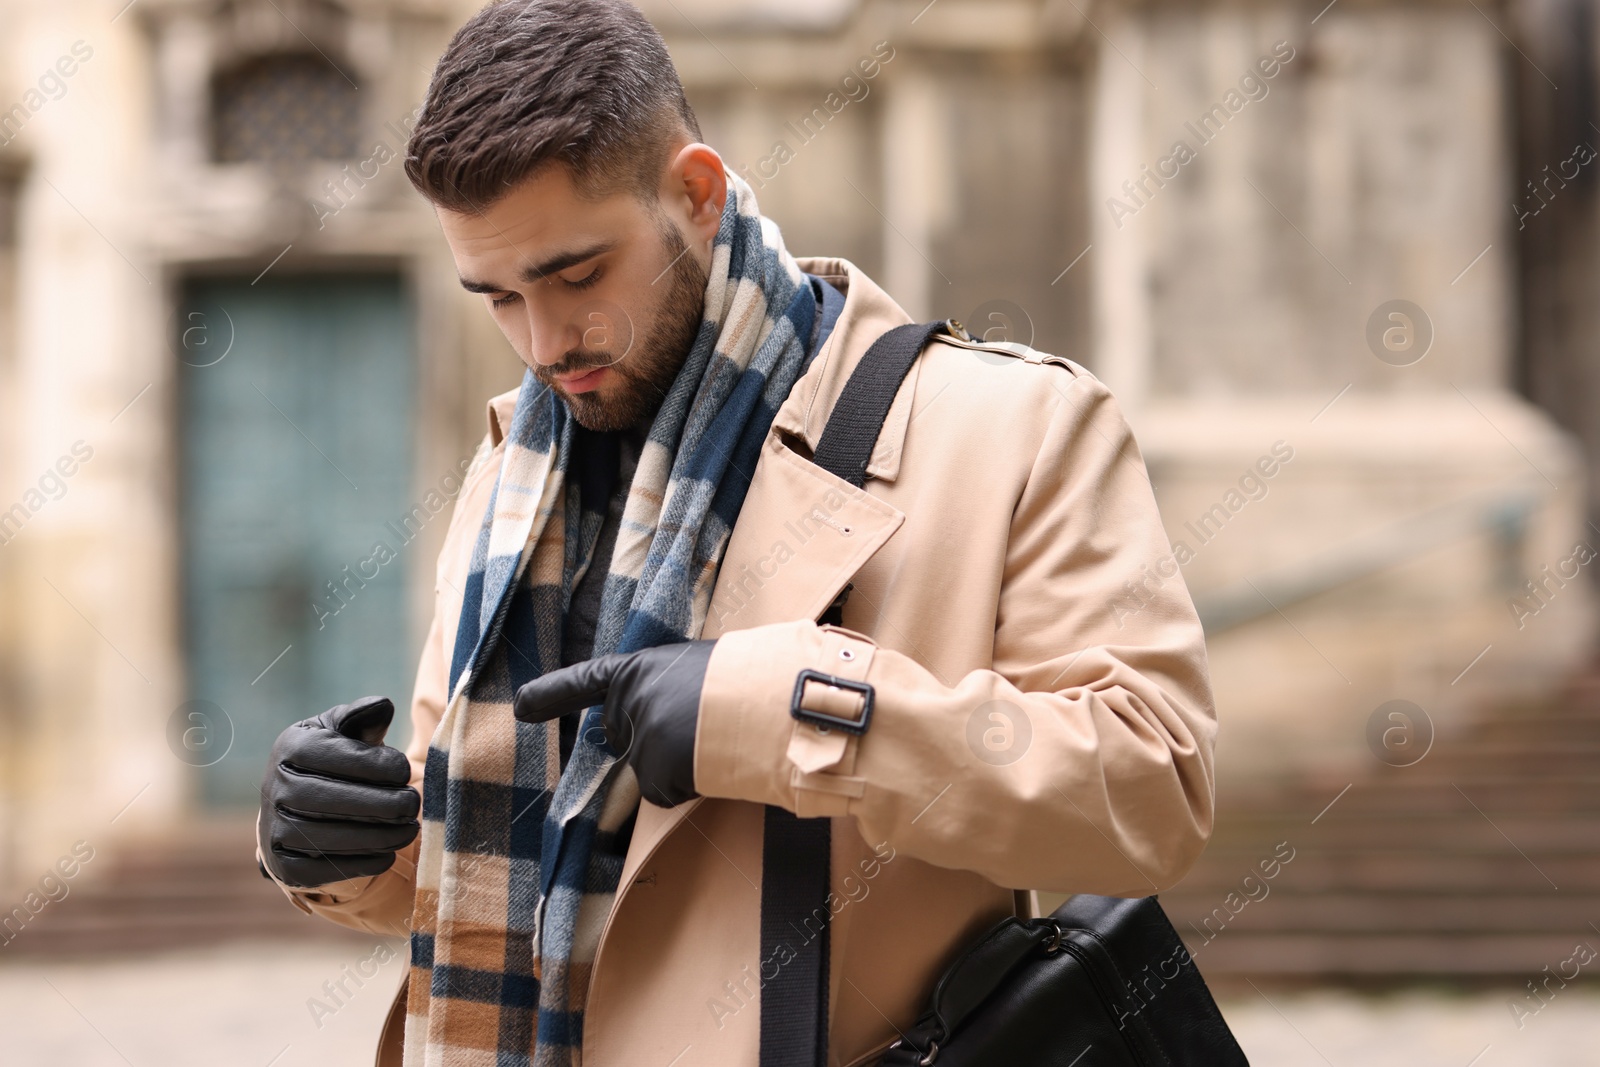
[
  {"xmin": 1470, "ymin": 717, "xmax": 1600, "ymax": 742},
  {"xmin": 1194, "ymin": 816, "xmax": 1600, "ymax": 853},
  {"xmin": 1158, "ymin": 892, "xmax": 1600, "ymax": 934},
  {"xmin": 1215, "ymin": 779, "xmax": 1600, "ymax": 816},
  {"xmin": 0, "ymin": 818, "xmax": 367, "ymax": 958},
  {"xmin": 1179, "ymin": 850, "xmax": 1588, "ymax": 893},
  {"xmin": 1160, "ymin": 665, "xmax": 1600, "ymax": 977},
  {"xmin": 1182, "ymin": 933, "xmax": 1593, "ymax": 978}
]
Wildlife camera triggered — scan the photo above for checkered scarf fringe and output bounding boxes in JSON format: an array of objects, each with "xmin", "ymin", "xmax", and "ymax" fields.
[{"xmin": 404, "ymin": 174, "xmax": 816, "ymax": 1066}]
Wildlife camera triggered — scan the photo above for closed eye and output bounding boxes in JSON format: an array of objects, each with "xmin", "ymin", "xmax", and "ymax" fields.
[{"xmin": 561, "ymin": 264, "xmax": 604, "ymax": 291}]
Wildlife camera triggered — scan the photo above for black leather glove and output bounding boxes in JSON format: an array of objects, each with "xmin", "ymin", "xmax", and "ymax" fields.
[
  {"xmin": 513, "ymin": 641, "xmax": 715, "ymax": 808},
  {"xmin": 258, "ymin": 696, "xmax": 420, "ymax": 888}
]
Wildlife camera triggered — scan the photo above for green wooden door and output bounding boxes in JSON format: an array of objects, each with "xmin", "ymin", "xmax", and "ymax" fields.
[{"xmin": 180, "ymin": 274, "xmax": 415, "ymax": 807}]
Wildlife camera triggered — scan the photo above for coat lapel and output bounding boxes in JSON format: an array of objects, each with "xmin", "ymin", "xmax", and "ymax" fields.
[
  {"xmin": 617, "ymin": 443, "xmax": 906, "ymax": 893},
  {"xmin": 774, "ymin": 257, "xmax": 920, "ymax": 483},
  {"xmin": 702, "ymin": 432, "xmax": 904, "ymax": 636},
  {"xmin": 705, "ymin": 257, "xmax": 917, "ymax": 635},
  {"xmin": 608, "ymin": 447, "xmax": 908, "ymax": 895}
]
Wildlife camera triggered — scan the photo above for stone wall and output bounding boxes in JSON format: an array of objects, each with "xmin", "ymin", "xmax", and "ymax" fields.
[{"xmin": 0, "ymin": 0, "xmax": 1591, "ymax": 887}]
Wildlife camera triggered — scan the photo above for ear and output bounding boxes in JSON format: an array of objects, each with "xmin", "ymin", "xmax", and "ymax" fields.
[{"xmin": 666, "ymin": 143, "xmax": 728, "ymax": 248}]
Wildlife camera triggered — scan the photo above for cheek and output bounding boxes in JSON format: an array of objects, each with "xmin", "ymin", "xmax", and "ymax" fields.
[
  {"xmin": 578, "ymin": 295, "xmax": 638, "ymax": 356},
  {"xmin": 486, "ymin": 301, "xmax": 535, "ymax": 361}
]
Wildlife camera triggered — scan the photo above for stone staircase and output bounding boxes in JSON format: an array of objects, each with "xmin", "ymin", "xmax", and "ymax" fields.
[
  {"xmin": 0, "ymin": 817, "xmax": 368, "ymax": 957},
  {"xmin": 12, "ymin": 675, "xmax": 1600, "ymax": 976},
  {"xmin": 1160, "ymin": 669, "xmax": 1600, "ymax": 986}
]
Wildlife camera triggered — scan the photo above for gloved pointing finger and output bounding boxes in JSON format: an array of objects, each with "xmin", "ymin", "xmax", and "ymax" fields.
[
  {"xmin": 513, "ymin": 641, "xmax": 716, "ymax": 809},
  {"xmin": 512, "ymin": 652, "xmax": 635, "ymax": 724}
]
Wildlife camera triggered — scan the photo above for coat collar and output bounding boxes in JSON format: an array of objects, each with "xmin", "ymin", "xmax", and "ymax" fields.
[
  {"xmin": 781, "ymin": 257, "xmax": 917, "ymax": 482},
  {"xmin": 483, "ymin": 257, "xmax": 918, "ymax": 480}
]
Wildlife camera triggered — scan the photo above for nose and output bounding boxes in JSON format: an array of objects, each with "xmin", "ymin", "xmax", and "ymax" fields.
[{"xmin": 524, "ymin": 301, "xmax": 572, "ymax": 369}]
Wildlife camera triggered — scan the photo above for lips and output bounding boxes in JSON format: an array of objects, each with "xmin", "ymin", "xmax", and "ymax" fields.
[{"xmin": 556, "ymin": 366, "xmax": 608, "ymax": 394}]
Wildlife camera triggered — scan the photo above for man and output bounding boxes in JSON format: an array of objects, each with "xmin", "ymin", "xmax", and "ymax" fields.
[{"xmin": 256, "ymin": 2, "xmax": 1217, "ymax": 1065}]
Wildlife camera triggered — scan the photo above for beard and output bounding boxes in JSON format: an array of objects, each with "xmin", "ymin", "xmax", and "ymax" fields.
[{"xmin": 537, "ymin": 220, "xmax": 708, "ymax": 432}]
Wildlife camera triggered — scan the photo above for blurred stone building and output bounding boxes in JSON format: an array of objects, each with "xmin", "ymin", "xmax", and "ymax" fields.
[{"xmin": 0, "ymin": 0, "xmax": 1593, "ymax": 956}]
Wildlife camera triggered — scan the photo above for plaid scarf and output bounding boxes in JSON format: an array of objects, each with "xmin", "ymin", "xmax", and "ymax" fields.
[{"xmin": 404, "ymin": 174, "xmax": 818, "ymax": 1066}]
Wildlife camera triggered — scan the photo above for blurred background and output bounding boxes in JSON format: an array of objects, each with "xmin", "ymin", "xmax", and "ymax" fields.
[{"xmin": 2, "ymin": 0, "xmax": 1599, "ymax": 1062}]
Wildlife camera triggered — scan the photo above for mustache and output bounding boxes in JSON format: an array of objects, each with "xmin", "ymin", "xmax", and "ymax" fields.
[{"xmin": 537, "ymin": 350, "xmax": 619, "ymax": 380}]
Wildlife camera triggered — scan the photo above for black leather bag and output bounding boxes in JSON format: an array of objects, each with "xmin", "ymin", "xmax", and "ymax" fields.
[
  {"xmin": 878, "ymin": 893, "xmax": 1250, "ymax": 1066},
  {"xmin": 762, "ymin": 321, "xmax": 1248, "ymax": 1067}
]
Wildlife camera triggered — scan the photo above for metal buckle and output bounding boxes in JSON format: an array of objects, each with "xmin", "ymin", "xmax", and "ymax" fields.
[
  {"xmin": 1041, "ymin": 918, "xmax": 1065, "ymax": 954},
  {"xmin": 885, "ymin": 1037, "xmax": 940, "ymax": 1065},
  {"xmin": 790, "ymin": 669, "xmax": 874, "ymax": 735}
]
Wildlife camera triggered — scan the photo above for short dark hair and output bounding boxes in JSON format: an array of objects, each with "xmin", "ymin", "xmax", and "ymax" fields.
[{"xmin": 405, "ymin": 0, "xmax": 702, "ymax": 211}]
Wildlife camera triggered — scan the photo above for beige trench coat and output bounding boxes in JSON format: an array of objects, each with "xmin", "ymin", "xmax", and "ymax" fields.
[{"xmin": 266, "ymin": 258, "xmax": 1217, "ymax": 1066}]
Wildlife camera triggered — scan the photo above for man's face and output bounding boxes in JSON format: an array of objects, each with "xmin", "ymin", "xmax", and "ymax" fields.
[{"xmin": 437, "ymin": 165, "xmax": 710, "ymax": 432}]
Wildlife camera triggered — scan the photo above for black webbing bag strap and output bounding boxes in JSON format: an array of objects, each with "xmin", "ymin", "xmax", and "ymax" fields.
[
  {"xmin": 760, "ymin": 320, "xmax": 951, "ymax": 1067},
  {"xmin": 760, "ymin": 807, "xmax": 831, "ymax": 1066},
  {"xmin": 811, "ymin": 321, "xmax": 952, "ymax": 488}
]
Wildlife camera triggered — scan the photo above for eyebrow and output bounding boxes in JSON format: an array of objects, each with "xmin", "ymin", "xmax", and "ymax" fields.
[{"xmin": 458, "ymin": 240, "xmax": 618, "ymax": 293}]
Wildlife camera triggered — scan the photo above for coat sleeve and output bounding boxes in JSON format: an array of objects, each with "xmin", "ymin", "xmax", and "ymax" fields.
[{"xmin": 693, "ymin": 373, "xmax": 1217, "ymax": 896}]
